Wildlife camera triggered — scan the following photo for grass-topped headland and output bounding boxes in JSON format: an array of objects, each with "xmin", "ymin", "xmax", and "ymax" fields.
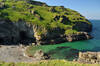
[{"xmin": 0, "ymin": 0, "xmax": 92, "ymax": 44}]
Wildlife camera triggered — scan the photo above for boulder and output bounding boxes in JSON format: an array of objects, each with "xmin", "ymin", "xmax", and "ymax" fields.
[
  {"xmin": 34, "ymin": 50, "xmax": 50, "ymax": 60},
  {"xmin": 78, "ymin": 52, "xmax": 100, "ymax": 64}
]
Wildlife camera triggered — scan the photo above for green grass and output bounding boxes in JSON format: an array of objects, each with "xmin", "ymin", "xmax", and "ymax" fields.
[
  {"xmin": 0, "ymin": 0, "xmax": 91, "ymax": 36},
  {"xmin": 65, "ymin": 29, "xmax": 78, "ymax": 35},
  {"xmin": 0, "ymin": 60, "xmax": 99, "ymax": 66}
]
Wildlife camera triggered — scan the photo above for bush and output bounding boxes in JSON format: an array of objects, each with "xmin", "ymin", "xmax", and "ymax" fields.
[{"xmin": 65, "ymin": 29, "xmax": 77, "ymax": 35}]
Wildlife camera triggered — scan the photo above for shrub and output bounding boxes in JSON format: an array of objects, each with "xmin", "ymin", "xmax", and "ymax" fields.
[{"xmin": 65, "ymin": 29, "xmax": 77, "ymax": 35}]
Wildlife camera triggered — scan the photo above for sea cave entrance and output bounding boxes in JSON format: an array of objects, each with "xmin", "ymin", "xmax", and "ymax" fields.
[
  {"xmin": 0, "ymin": 37, "xmax": 4, "ymax": 43},
  {"xmin": 20, "ymin": 31, "xmax": 28, "ymax": 40}
]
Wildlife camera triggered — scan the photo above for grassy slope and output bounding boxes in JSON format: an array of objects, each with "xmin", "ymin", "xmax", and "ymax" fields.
[
  {"xmin": 0, "ymin": 60, "xmax": 100, "ymax": 66},
  {"xmin": 0, "ymin": 0, "xmax": 91, "ymax": 35}
]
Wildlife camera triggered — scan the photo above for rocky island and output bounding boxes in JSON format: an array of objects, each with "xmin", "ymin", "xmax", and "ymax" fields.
[{"xmin": 0, "ymin": 0, "xmax": 92, "ymax": 45}]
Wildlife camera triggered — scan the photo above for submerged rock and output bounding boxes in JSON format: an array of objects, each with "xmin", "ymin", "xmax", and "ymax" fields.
[{"xmin": 30, "ymin": 50, "xmax": 50, "ymax": 60}]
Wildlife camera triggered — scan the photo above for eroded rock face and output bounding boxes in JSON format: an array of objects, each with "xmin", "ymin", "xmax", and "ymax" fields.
[
  {"xmin": 33, "ymin": 26, "xmax": 67, "ymax": 44},
  {"xmin": 33, "ymin": 27, "xmax": 92, "ymax": 45},
  {"xmin": 49, "ymin": 7, "xmax": 57, "ymax": 12},
  {"xmin": 0, "ymin": 2, "xmax": 5, "ymax": 9},
  {"xmin": 0, "ymin": 19, "xmax": 92, "ymax": 45},
  {"xmin": 0, "ymin": 19, "xmax": 19, "ymax": 43},
  {"xmin": 0, "ymin": 0, "xmax": 93, "ymax": 45},
  {"xmin": 0, "ymin": 19, "xmax": 35, "ymax": 44},
  {"xmin": 73, "ymin": 22, "xmax": 92, "ymax": 32},
  {"xmin": 66, "ymin": 32, "xmax": 92, "ymax": 42},
  {"xmin": 30, "ymin": 1, "xmax": 47, "ymax": 6},
  {"xmin": 78, "ymin": 52, "xmax": 100, "ymax": 64},
  {"xmin": 53, "ymin": 15, "xmax": 71, "ymax": 24},
  {"xmin": 34, "ymin": 50, "xmax": 50, "ymax": 60}
]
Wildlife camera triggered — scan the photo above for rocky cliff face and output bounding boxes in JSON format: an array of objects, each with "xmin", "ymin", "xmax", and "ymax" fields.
[
  {"xmin": 73, "ymin": 22, "xmax": 92, "ymax": 32},
  {"xmin": 33, "ymin": 28, "xmax": 92, "ymax": 45},
  {"xmin": 0, "ymin": 19, "xmax": 92, "ymax": 45},
  {"xmin": 0, "ymin": 19, "xmax": 35, "ymax": 44}
]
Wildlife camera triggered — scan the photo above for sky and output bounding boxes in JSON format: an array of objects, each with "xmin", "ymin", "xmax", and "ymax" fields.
[{"xmin": 35, "ymin": 0, "xmax": 100, "ymax": 20}]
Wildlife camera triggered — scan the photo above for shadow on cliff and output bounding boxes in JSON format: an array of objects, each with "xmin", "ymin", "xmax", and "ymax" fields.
[{"xmin": 0, "ymin": 37, "xmax": 36, "ymax": 45}]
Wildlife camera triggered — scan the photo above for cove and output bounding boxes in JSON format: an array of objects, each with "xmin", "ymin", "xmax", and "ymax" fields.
[{"xmin": 29, "ymin": 20, "xmax": 100, "ymax": 60}]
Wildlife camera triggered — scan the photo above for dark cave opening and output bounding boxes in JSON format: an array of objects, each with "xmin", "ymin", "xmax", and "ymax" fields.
[
  {"xmin": 0, "ymin": 31, "xmax": 36, "ymax": 45},
  {"xmin": 20, "ymin": 31, "xmax": 28, "ymax": 40},
  {"xmin": 19, "ymin": 31, "xmax": 36, "ymax": 44},
  {"xmin": 0, "ymin": 38, "xmax": 4, "ymax": 43}
]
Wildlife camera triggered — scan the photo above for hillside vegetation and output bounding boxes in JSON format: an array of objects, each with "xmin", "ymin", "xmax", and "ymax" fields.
[
  {"xmin": 0, "ymin": 0, "xmax": 92, "ymax": 44},
  {"xmin": 0, "ymin": 0, "xmax": 91, "ymax": 31},
  {"xmin": 0, "ymin": 60, "xmax": 100, "ymax": 66}
]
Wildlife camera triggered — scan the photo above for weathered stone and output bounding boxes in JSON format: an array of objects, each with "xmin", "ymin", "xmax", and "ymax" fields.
[
  {"xmin": 30, "ymin": 1, "xmax": 47, "ymax": 6},
  {"xmin": 53, "ymin": 15, "xmax": 70, "ymax": 25},
  {"xmin": 49, "ymin": 7, "xmax": 56, "ymax": 12},
  {"xmin": 0, "ymin": 2, "xmax": 5, "ymax": 9},
  {"xmin": 0, "ymin": 19, "xmax": 35, "ymax": 44},
  {"xmin": 0, "ymin": 19, "xmax": 92, "ymax": 45},
  {"xmin": 60, "ymin": 16, "xmax": 70, "ymax": 24},
  {"xmin": 78, "ymin": 52, "xmax": 100, "ymax": 64},
  {"xmin": 34, "ymin": 50, "xmax": 50, "ymax": 60}
]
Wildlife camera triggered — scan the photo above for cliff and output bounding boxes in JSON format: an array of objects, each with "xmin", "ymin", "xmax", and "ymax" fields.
[{"xmin": 0, "ymin": 0, "xmax": 92, "ymax": 44}]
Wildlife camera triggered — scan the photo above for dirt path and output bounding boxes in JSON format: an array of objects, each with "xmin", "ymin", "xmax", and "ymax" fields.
[{"xmin": 0, "ymin": 45, "xmax": 36, "ymax": 63}]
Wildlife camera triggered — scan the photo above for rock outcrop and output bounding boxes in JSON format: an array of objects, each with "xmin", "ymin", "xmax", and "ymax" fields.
[
  {"xmin": 66, "ymin": 32, "xmax": 92, "ymax": 42},
  {"xmin": 78, "ymin": 52, "xmax": 100, "ymax": 64},
  {"xmin": 0, "ymin": 19, "xmax": 35, "ymax": 44},
  {"xmin": 33, "ymin": 50, "xmax": 50, "ymax": 60},
  {"xmin": 30, "ymin": 1, "xmax": 47, "ymax": 6},
  {"xmin": 73, "ymin": 22, "xmax": 92, "ymax": 32},
  {"xmin": 34, "ymin": 30, "xmax": 92, "ymax": 45},
  {"xmin": 0, "ymin": 19, "xmax": 92, "ymax": 45}
]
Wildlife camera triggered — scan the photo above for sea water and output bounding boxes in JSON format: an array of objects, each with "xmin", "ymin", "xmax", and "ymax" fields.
[{"xmin": 35, "ymin": 20, "xmax": 100, "ymax": 60}]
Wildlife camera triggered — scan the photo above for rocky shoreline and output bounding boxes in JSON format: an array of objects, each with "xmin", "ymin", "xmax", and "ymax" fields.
[
  {"xmin": 36, "ymin": 32, "xmax": 92, "ymax": 45},
  {"xmin": 77, "ymin": 52, "xmax": 100, "ymax": 64},
  {"xmin": 0, "ymin": 44, "xmax": 100, "ymax": 64},
  {"xmin": 0, "ymin": 19, "xmax": 92, "ymax": 45}
]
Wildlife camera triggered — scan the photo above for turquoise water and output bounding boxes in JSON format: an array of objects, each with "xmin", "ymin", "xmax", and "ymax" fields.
[
  {"xmin": 41, "ymin": 20, "xmax": 100, "ymax": 50},
  {"xmin": 31, "ymin": 20, "xmax": 100, "ymax": 60}
]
